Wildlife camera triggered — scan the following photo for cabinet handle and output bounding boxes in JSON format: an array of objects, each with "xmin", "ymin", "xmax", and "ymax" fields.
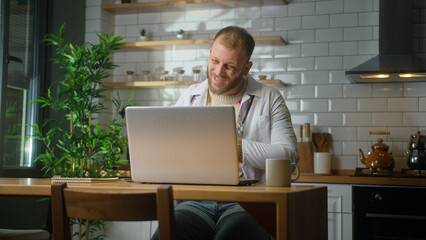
[{"xmin": 366, "ymin": 213, "xmax": 426, "ymax": 220}]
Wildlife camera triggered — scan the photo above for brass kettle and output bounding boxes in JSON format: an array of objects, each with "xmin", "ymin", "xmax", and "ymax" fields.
[{"xmin": 359, "ymin": 138, "xmax": 395, "ymax": 169}]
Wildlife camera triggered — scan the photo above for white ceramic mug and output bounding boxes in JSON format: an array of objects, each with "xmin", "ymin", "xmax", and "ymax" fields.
[
  {"xmin": 266, "ymin": 158, "xmax": 300, "ymax": 187},
  {"xmin": 314, "ymin": 152, "xmax": 331, "ymax": 174}
]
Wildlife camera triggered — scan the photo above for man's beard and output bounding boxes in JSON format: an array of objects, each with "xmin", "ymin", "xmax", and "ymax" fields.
[{"xmin": 206, "ymin": 66, "xmax": 244, "ymax": 95}]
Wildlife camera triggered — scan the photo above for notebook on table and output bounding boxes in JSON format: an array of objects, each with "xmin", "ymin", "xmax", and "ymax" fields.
[{"xmin": 125, "ymin": 106, "xmax": 258, "ymax": 186}]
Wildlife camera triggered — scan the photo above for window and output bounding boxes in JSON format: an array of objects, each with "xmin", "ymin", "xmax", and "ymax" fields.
[{"xmin": 0, "ymin": 0, "xmax": 42, "ymax": 176}]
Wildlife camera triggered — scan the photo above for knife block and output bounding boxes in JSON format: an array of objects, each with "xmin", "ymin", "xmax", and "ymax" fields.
[{"xmin": 298, "ymin": 141, "xmax": 314, "ymax": 174}]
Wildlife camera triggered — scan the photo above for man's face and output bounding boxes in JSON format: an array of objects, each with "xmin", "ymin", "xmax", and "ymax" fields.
[{"xmin": 207, "ymin": 37, "xmax": 252, "ymax": 96}]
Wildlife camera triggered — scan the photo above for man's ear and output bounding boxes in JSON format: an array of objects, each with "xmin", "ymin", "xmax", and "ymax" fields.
[{"xmin": 242, "ymin": 61, "xmax": 253, "ymax": 76}]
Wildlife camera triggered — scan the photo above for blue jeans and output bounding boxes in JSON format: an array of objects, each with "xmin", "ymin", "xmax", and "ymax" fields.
[{"xmin": 151, "ymin": 201, "xmax": 271, "ymax": 240}]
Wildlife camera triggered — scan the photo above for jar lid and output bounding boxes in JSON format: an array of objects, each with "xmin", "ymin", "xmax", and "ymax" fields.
[
  {"xmin": 161, "ymin": 70, "xmax": 169, "ymax": 74},
  {"xmin": 193, "ymin": 69, "xmax": 200, "ymax": 74}
]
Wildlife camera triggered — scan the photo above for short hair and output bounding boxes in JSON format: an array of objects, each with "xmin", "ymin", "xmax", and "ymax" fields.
[{"xmin": 212, "ymin": 26, "xmax": 255, "ymax": 63}]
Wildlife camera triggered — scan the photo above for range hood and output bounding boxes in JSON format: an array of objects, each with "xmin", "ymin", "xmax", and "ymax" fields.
[{"xmin": 345, "ymin": 0, "xmax": 426, "ymax": 83}]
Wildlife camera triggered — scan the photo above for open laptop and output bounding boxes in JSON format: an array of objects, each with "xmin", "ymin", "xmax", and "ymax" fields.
[{"xmin": 125, "ymin": 106, "xmax": 258, "ymax": 186}]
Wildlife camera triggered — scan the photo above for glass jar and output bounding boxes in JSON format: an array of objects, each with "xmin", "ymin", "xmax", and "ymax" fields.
[
  {"xmin": 126, "ymin": 71, "xmax": 134, "ymax": 81},
  {"xmin": 176, "ymin": 69, "xmax": 185, "ymax": 81},
  {"xmin": 142, "ymin": 70, "xmax": 151, "ymax": 81},
  {"xmin": 160, "ymin": 70, "xmax": 169, "ymax": 81},
  {"xmin": 192, "ymin": 69, "xmax": 201, "ymax": 81},
  {"xmin": 258, "ymin": 75, "xmax": 267, "ymax": 80}
]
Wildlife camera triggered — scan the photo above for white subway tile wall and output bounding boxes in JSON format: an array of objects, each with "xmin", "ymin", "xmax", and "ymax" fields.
[{"xmin": 87, "ymin": 0, "xmax": 426, "ymax": 174}]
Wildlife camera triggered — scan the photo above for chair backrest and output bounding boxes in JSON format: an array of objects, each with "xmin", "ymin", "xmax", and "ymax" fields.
[{"xmin": 51, "ymin": 183, "xmax": 175, "ymax": 240}]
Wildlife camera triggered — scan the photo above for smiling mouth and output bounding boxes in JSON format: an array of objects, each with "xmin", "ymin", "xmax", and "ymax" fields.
[{"xmin": 211, "ymin": 73, "xmax": 226, "ymax": 84}]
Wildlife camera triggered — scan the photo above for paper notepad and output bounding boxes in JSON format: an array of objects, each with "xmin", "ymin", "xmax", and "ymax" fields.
[{"xmin": 51, "ymin": 176, "xmax": 120, "ymax": 183}]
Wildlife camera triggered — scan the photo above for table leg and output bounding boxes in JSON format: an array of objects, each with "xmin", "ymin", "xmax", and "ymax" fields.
[{"xmin": 275, "ymin": 198, "xmax": 288, "ymax": 240}]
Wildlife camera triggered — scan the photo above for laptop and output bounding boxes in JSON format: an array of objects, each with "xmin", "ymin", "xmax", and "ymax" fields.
[{"xmin": 125, "ymin": 106, "xmax": 258, "ymax": 186}]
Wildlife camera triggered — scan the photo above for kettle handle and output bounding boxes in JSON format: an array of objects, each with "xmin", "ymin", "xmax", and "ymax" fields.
[{"xmin": 369, "ymin": 131, "xmax": 390, "ymax": 135}]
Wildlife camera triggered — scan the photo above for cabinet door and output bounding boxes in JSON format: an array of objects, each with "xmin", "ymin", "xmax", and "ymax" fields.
[
  {"xmin": 327, "ymin": 184, "xmax": 352, "ymax": 213},
  {"xmin": 328, "ymin": 213, "xmax": 341, "ymax": 240},
  {"xmin": 328, "ymin": 213, "xmax": 352, "ymax": 240}
]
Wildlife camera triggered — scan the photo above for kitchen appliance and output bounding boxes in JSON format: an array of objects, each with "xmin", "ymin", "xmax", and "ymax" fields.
[
  {"xmin": 345, "ymin": 0, "xmax": 426, "ymax": 83},
  {"xmin": 359, "ymin": 138, "xmax": 395, "ymax": 169},
  {"xmin": 353, "ymin": 185, "xmax": 426, "ymax": 240},
  {"xmin": 356, "ymin": 131, "xmax": 395, "ymax": 177},
  {"xmin": 406, "ymin": 131, "xmax": 426, "ymax": 170}
]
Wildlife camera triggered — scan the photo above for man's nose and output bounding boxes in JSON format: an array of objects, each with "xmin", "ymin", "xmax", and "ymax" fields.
[{"xmin": 215, "ymin": 63, "xmax": 225, "ymax": 76}]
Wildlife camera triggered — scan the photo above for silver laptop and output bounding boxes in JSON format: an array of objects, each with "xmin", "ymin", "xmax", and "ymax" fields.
[{"xmin": 125, "ymin": 106, "xmax": 257, "ymax": 186}]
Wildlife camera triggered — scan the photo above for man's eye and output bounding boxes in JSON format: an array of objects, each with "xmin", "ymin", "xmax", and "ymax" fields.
[{"xmin": 226, "ymin": 65, "xmax": 237, "ymax": 71}]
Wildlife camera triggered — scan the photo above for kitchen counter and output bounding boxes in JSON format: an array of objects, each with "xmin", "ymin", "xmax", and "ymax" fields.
[{"xmin": 296, "ymin": 173, "xmax": 426, "ymax": 187}]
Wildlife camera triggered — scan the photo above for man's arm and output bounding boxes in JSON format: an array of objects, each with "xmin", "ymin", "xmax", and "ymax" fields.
[{"xmin": 242, "ymin": 93, "xmax": 298, "ymax": 170}]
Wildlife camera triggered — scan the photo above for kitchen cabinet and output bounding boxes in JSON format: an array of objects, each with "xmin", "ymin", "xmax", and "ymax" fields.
[
  {"xmin": 102, "ymin": 0, "xmax": 288, "ymax": 15},
  {"xmin": 294, "ymin": 183, "xmax": 352, "ymax": 240}
]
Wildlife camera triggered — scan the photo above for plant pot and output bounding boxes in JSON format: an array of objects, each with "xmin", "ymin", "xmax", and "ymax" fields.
[
  {"xmin": 139, "ymin": 36, "xmax": 146, "ymax": 41},
  {"xmin": 177, "ymin": 34, "xmax": 183, "ymax": 39}
]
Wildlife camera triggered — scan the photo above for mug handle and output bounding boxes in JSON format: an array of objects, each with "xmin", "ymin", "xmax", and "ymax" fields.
[{"xmin": 291, "ymin": 164, "xmax": 300, "ymax": 182}]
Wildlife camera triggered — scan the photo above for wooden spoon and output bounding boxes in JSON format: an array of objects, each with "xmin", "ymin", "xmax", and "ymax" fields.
[
  {"xmin": 313, "ymin": 133, "xmax": 326, "ymax": 152},
  {"xmin": 322, "ymin": 133, "xmax": 330, "ymax": 152}
]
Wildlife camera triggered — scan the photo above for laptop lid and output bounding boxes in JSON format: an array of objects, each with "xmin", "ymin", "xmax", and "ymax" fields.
[{"xmin": 125, "ymin": 106, "xmax": 241, "ymax": 185}]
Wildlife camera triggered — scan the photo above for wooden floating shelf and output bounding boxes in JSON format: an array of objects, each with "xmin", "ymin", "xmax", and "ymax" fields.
[
  {"xmin": 102, "ymin": 80, "xmax": 286, "ymax": 88},
  {"xmin": 123, "ymin": 36, "xmax": 287, "ymax": 50},
  {"xmin": 102, "ymin": 80, "xmax": 203, "ymax": 88},
  {"xmin": 102, "ymin": 0, "xmax": 287, "ymax": 15}
]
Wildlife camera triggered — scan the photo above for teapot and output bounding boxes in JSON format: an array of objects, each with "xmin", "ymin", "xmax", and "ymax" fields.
[
  {"xmin": 406, "ymin": 131, "xmax": 426, "ymax": 170},
  {"xmin": 359, "ymin": 138, "xmax": 395, "ymax": 169}
]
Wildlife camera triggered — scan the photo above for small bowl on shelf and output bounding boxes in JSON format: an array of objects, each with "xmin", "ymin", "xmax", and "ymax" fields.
[{"xmin": 258, "ymin": 75, "xmax": 267, "ymax": 80}]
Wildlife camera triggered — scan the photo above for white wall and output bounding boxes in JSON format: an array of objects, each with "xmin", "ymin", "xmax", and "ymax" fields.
[{"xmin": 86, "ymin": 0, "xmax": 426, "ymax": 172}]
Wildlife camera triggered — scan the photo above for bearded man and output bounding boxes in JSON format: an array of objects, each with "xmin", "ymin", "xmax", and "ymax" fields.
[{"xmin": 152, "ymin": 26, "xmax": 298, "ymax": 240}]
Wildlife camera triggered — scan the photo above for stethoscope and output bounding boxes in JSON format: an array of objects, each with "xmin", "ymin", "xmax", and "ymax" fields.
[
  {"xmin": 190, "ymin": 94, "xmax": 255, "ymax": 137},
  {"xmin": 236, "ymin": 95, "xmax": 255, "ymax": 137}
]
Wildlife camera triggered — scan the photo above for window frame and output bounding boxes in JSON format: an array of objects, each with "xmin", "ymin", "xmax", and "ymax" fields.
[{"xmin": 0, "ymin": 0, "xmax": 45, "ymax": 177}]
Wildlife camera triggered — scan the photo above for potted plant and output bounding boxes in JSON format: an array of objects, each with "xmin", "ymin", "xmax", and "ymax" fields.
[
  {"xmin": 30, "ymin": 23, "xmax": 128, "ymax": 239},
  {"xmin": 140, "ymin": 28, "xmax": 148, "ymax": 41},
  {"xmin": 177, "ymin": 29, "xmax": 184, "ymax": 39}
]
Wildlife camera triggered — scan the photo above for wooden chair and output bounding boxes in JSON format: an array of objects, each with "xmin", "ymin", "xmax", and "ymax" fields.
[
  {"xmin": 50, "ymin": 183, "xmax": 175, "ymax": 240},
  {"xmin": 0, "ymin": 198, "xmax": 51, "ymax": 240}
]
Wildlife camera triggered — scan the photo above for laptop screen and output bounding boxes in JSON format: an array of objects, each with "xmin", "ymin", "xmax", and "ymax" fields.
[{"xmin": 125, "ymin": 106, "xmax": 241, "ymax": 185}]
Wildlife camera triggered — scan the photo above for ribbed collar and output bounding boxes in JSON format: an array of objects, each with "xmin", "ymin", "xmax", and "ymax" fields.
[{"xmin": 208, "ymin": 76, "xmax": 248, "ymax": 105}]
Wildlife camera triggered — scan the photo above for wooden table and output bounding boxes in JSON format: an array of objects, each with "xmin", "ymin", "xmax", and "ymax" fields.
[{"xmin": 0, "ymin": 178, "xmax": 327, "ymax": 240}]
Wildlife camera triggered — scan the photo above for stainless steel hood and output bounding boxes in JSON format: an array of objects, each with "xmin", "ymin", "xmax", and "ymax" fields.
[{"xmin": 345, "ymin": 0, "xmax": 426, "ymax": 83}]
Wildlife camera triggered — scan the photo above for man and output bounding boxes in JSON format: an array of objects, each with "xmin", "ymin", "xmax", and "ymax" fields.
[{"xmin": 153, "ymin": 26, "xmax": 298, "ymax": 240}]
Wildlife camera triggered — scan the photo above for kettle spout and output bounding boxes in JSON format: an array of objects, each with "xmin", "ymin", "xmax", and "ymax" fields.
[{"xmin": 359, "ymin": 148, "xmax": 366, "ymax": 164}]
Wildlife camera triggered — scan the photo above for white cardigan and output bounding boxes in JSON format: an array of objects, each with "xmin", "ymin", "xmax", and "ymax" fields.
[{"xmin": 176, "ymin": 75, "xmax": 299, "ymax": 183}]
